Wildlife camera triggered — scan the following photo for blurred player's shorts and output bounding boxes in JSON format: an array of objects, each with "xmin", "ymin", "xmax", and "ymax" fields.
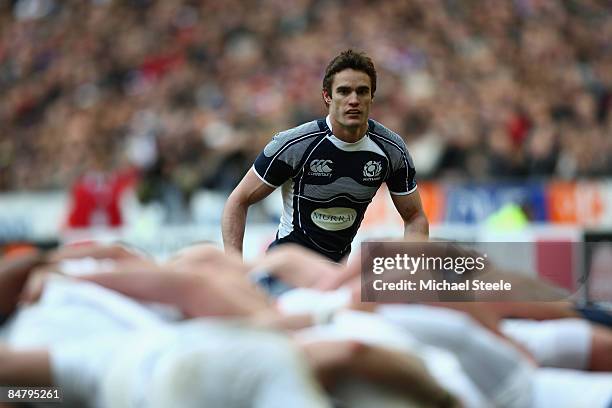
[
  {"xmin": 575, "ymin": 304, "xmax": 612, "ymax": 328},
  {"xmin": 249, "ymin": 271, "xmax": 294, "ymax": 298}
]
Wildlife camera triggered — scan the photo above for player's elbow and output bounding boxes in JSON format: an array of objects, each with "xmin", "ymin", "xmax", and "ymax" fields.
[
  {"xmin": 403, "ymin": 206, "xmax": 427, "ymax": 224},
  {"xmin": 224, "ymin": 189, "xmax": 249, "ymax": 215},
  {"xmin": 403, "ymin": 211, "xmax": 429, "ymax": 237},
  {"xmin": 415, "ymin": 212, "xmax": 429, "ymax": 227}
]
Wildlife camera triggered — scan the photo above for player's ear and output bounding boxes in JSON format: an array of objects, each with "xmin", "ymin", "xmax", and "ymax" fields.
[{"xmin": 322, "ymin": 89, "xmax": 332, "ymax": 105}]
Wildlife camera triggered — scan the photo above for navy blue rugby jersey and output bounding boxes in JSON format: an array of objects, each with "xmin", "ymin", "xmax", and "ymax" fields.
[{"xmin": 253, "ymin": 116, "xmax": 417, "ymax": 261}]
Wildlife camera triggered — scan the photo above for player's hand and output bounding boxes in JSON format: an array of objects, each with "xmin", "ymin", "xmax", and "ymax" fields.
[{"xmin": 18, "ymin": 267, "xmax": 64, "ymax": 305}]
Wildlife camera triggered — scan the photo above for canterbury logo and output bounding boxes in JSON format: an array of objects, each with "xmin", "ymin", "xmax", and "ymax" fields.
[
  {"xmin": 309, "ymin": 159, "xmax": 333, "ymax": 175},
  {"xmin": 363, "ymin": 160, "xmax": 382, "ymax": 178}
]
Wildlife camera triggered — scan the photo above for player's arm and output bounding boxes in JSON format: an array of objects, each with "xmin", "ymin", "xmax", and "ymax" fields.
[
  {"xmin": 390, "ymin": 190, "xmax": 429, "ymax": 238},
  {"xmin": 47, "ymin": 243, "xmax": 145, "ymax": 263},
  {"xmin": 0, "ymin": 249, "xmax": 46, "ymax": 316},
  {"xmin": 0, "ymin": 344, "xmax": 52, "ymax": 386},
  {"xmin": 385, "ymin": 137, "xmax": 428, "ymax": 238},
  {"xmin": 222, "ymin": 168, "xmax": 276, "ymax": 256},
  {"xmin": 484, "ymin": 301, "xmax": 580, "ymax": 320}
]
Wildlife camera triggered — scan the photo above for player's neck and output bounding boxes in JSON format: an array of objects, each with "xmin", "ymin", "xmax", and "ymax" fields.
[{"xmin": 328, "ymin": 118, "xmax": 368, "ymax": 143}]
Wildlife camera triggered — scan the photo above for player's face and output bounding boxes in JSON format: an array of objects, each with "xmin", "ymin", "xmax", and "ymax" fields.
[{"xmin": 324, "ymin": 69, "xmax": 372, "ymax": 130}]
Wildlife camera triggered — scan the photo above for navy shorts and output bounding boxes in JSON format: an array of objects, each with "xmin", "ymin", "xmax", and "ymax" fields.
[
  {"xmin": 248, "ymin": 269, "xmax": 293, "ymax": 298},
  {"xmin": 575, "ymin": 304, "xmax": 612, "ymax": 328}
]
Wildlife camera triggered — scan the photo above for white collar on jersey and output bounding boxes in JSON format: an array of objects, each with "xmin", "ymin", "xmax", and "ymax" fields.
[{"xmin": 325, "ymin": 115, "xmax": 368, "ymax": 146}]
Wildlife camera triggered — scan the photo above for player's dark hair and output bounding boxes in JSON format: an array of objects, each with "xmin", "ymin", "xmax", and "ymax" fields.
[{"xmin": 322, "ymin": 49, "xmax": 377, "ymax": 101}]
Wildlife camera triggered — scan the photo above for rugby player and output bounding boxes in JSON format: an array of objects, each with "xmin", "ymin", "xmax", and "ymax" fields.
[{"xmin": 222, "ymin": 49, "xmax": 428, "ymax": 262}]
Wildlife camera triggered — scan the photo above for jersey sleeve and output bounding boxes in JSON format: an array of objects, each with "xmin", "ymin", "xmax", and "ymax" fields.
[
  {"xmin": 253, "ymin": 132, "xmax": 301, "ymax": 187},
  {"xmin": 386, "ymin": 143, "xmax": 417, "ymax": 195}
]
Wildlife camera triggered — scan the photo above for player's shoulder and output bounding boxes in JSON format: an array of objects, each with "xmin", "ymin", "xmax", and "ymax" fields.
[
  {"xmin": 263, "ymin": 120, "xmax": 325, "ymax": 156},
  {"xmin": 368, "ymin": 119, "xmax": 407, "ymax": 148},
  {"xmin": 276, "ymin": 120, "xmax": 324, "ymax": 142}
]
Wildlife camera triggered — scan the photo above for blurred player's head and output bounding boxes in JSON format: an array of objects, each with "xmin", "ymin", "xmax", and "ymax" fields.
[{"xmin": 322, "ymin": 50, "xmax": 376, "ymax": 132}]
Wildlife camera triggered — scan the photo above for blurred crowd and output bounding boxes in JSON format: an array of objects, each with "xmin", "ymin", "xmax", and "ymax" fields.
[{"xmin": 1, "ymin": 0, "xmax": 611, "ymax": 195}]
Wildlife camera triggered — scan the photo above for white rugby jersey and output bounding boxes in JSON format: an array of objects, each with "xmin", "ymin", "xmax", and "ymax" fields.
[{"xmin": 253, "ymin": 116, "xmax": 417, "ymax": 261}]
